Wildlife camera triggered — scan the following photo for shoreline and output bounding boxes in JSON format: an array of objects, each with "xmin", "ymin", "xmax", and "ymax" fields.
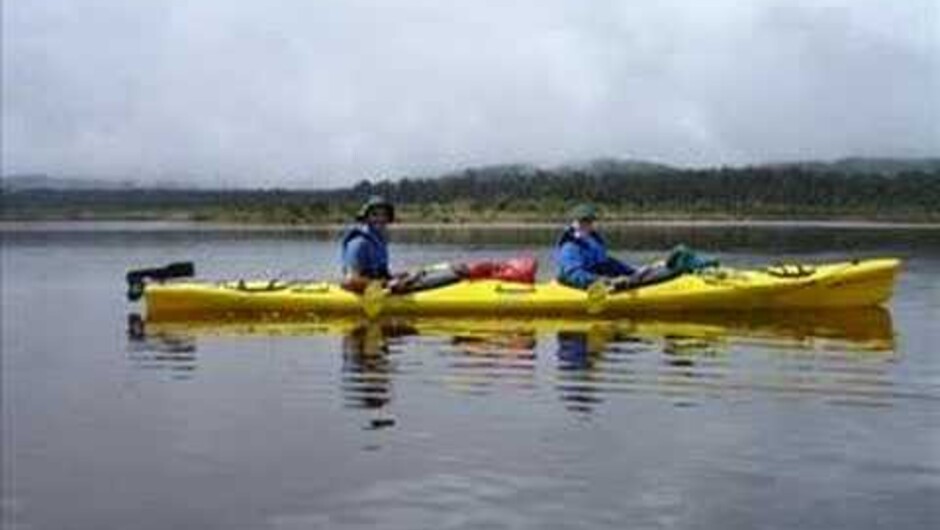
[{"xmin": 3, "ymin": 219, "xmax": 940, "ymax": 231}]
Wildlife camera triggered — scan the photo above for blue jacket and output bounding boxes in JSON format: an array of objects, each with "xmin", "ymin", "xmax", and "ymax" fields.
[
  {"xmin": 341, "ymin": 224, "xmax": 391, "ymax": 280},
  {"xmin": 554, "ymin": 226, "xmax": 634, "ymax": 289}
]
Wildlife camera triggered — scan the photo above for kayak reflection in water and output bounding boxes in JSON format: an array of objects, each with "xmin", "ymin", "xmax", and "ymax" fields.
[
  {"xmin": 554, "ymin": 203, "xmax": 719, "ymax": 292},
  {"xmin": 341, "ymin": 322, "xmax": 416, "ymax": 424},
  {"xmin": 555, "ymin": 325, "xmax": 617, "ymax": 413},
  {"xmin": 444, "ymin": 329, "xmax": 538, "ymax": 394},
  {"xmin": 125, "ymin": 313, "xmax": 198, "ymax": 379}
]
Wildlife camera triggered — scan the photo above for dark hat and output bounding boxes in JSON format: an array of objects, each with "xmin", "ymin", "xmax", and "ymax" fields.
[
  {"xmin": 569, "ymin": 203, "xmax": 598, "ymax": 221},
  {"xmin": 356, "ymin": 195, "xmax": 395, "ymax": 222}
]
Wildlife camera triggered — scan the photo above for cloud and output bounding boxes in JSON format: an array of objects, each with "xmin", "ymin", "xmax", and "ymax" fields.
[{"xmin": 2, "ymin": 0, "xmax": 938, "ymax": 186}]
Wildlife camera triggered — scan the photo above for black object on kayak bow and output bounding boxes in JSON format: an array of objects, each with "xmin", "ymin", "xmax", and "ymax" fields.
[{"xmin": 126, "ymin": 262, "xmax": 195, "ymax": 301}]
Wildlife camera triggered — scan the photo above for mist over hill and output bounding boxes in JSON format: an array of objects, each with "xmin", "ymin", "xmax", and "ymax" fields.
[
  {"xmin": 757, "ymin": 157, "xmax": 940, "ymax": 176},
  {"xmin": 3, "ymin": 157, "xmax": 938, "ymax": 192}
]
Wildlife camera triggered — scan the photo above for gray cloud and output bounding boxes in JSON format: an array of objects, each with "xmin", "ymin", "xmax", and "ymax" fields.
[{"xmin": 2, "ymin": 0, "xmax": 938, "ymax": 186}]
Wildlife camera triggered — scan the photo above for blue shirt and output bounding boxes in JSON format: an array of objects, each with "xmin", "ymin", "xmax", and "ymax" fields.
[
  {"xmin": 341, "ymin": 224, "xmax": 391, "ymax": 280},
  {"xmin": 554, "ymin": 226, "xmax": 634, "ymax": 289}
]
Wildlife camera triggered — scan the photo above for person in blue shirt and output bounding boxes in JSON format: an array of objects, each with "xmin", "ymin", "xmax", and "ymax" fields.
[
  {"xmin": 554, "ymin": 203, "xmax": 636, "ymax": 290},
  {"xmin": 341, "ymin": 195, "xmax": 470, "ymax": 295},
  {"xmin": 341, "ymin": 195, "xmax": 407, "ymax": 293}
]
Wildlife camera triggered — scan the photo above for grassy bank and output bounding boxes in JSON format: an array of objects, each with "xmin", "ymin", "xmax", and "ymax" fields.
[{"xmin": 3, "ymin": 195, "xmax": 938, "ymax": 224}]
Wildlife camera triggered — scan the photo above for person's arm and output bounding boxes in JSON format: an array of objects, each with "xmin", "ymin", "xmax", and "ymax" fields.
[
  {"xmin": 599, "ymin": 256, "xmax": 635, "ymax": 277},
  {"xmin": 385, "ymin": 271, "xmax": 417, "ymax": 294},
  {"xmin": 557, "ymin": 242, "xmax": 598, "ymax": 289},
  {"xmin": 342, "ymin": 273, "xmax": 373, "ymax": 293}
]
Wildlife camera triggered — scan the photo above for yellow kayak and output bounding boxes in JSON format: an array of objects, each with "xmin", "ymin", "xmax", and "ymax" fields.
[{"xmin": 139, "ymin": 258, "xmax": 900, "ymax": 321}]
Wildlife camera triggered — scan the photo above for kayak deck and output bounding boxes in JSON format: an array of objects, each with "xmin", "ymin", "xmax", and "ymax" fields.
[{"xmin": 141, "ymin": 258, "xmax": 900, "ymax": 321}]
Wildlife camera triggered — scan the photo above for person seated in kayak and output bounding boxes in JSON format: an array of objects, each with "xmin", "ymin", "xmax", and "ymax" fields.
[
  {"xmin": 554, "ymin": 203, "xmax": 636, "ymax": 290},
  {"xmin": 555, "ymin": 204, "xmax": 720, "ymax": 291},
  {"xmin": 341, "ymin": 195, "xmax": 413, "ymax": 294}
]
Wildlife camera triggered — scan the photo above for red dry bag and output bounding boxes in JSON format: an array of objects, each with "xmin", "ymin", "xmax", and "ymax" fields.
[{"xmin": 465, "ymin": 256, "xmax": 537, "ymax": 284}]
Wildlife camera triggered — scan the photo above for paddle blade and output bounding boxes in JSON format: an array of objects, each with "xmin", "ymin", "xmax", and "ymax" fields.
[
  {"xmin": 162, "ymin": 262, "xmax": 195, "ymax": 279},
  {"xmin": 362, "ymin": 281, "xmax": 387, "ymax": 318},
  {"xmin": 586, "ymin": 281, "xmax": 609, "ymax": 315},
  {"xmin": 126, "ymin": 261, "xmax": 196, "ymax": 301}
]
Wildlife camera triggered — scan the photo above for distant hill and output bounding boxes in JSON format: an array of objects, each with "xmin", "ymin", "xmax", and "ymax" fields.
[
  {"xmin": 554, "ymin": 158, "xmax": 679, "ymax": 175},
  {"xmin": 759, "ymin": 157, "xmax": 940, "ymax": 176},
  {"xmin": 0, "ymin": 174, "xmax": 138, "ymax": 191},
  {"xmin": 433, "ymin": 159, "xmax": 678, "ymax": 183},
  {"xmin": 436, "ymin": 157, "xmax": 940, "ymax": 181},
  {"xmin": 0, "ymin": 173, "xmax": 203, "ymax": 191},
  {"xmin": 3, "ymin": 157, "xmax": 936, "ymax": 192}
]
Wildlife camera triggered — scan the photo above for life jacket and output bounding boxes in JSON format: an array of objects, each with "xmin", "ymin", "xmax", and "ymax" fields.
[
  {"xmin": 341, "ymin": 224, "xmax": 391, "ymax": 279},
  {"xmin": 554, "ymin": 226, "xmax": 609, "ymax": 270}
]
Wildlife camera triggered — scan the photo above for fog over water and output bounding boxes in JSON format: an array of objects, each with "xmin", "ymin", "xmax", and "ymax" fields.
[{"xmin": 2, "ymin": 0, "xmax": 938, "ymax": 186}]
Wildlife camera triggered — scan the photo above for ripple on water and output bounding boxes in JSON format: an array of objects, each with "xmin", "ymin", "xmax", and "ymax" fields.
[{"xmin": 126, "ymin": 307, "xmax": 937, "ymax": 415}]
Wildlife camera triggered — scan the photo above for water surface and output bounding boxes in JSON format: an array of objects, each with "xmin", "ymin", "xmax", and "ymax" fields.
[{"xmin": 2, "ymin": 223, "xmax": 939, "ymax": 530}]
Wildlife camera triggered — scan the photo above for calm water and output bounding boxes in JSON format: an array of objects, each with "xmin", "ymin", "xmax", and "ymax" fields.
[{"xmin": 2, "ymin": 222, "xmax": 939, "ymax": 530}]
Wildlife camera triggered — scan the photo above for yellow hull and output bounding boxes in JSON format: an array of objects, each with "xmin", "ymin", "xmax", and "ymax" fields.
[{"xmin": 143, "ymin": 258, "xmax": 900, "ymax": 321}]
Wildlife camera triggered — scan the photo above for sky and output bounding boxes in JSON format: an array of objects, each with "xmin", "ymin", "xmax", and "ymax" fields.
[{"xmin": 2, "ymin": 0, "xmax": 938, "ymax": 187}]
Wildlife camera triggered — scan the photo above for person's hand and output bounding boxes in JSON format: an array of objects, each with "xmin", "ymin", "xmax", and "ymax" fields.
[
  {"xmin": 387, "ymin": 271, "xmax": 418, "ymax": 294},
  {"xmin": 386, "ymin": 276, "xmax": 406, "ymax": 294},
  {"xmin": 452, "ymin": 262, "xmax": 470, "ymax": 278},
  {"xmin": 606, "ymin": 276, "xmax": 632, "ymax": 292}
]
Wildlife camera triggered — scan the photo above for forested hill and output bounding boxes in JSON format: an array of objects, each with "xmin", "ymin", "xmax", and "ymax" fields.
[{"xmin": 3, "ymin": 158, "xmax": 939, "ymax": 223}]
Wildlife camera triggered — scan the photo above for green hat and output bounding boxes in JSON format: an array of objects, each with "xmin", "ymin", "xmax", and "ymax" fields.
[
  {"xmin": 569, "ymin": 203, "xmax": 598, "ymax": 221},
  {"xmin": 356, "ymin": 195, "xmax": 395, "ymax": 223}
]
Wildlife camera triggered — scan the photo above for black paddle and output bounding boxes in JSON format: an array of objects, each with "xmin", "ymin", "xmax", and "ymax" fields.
[{"xmin": 126, "ymin": 261, "xmax": 195, "ymax": 301}]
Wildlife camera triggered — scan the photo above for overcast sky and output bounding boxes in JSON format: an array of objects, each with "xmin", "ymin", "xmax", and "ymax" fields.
[{"xmin": 2, "ymin": 0, "xmax": 938, "ymax": 187}]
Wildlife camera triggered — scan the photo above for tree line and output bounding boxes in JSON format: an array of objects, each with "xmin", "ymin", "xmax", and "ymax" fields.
[{"xmin": 3, "ymin": 163, "xmax": 938, "ymax": 222}]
